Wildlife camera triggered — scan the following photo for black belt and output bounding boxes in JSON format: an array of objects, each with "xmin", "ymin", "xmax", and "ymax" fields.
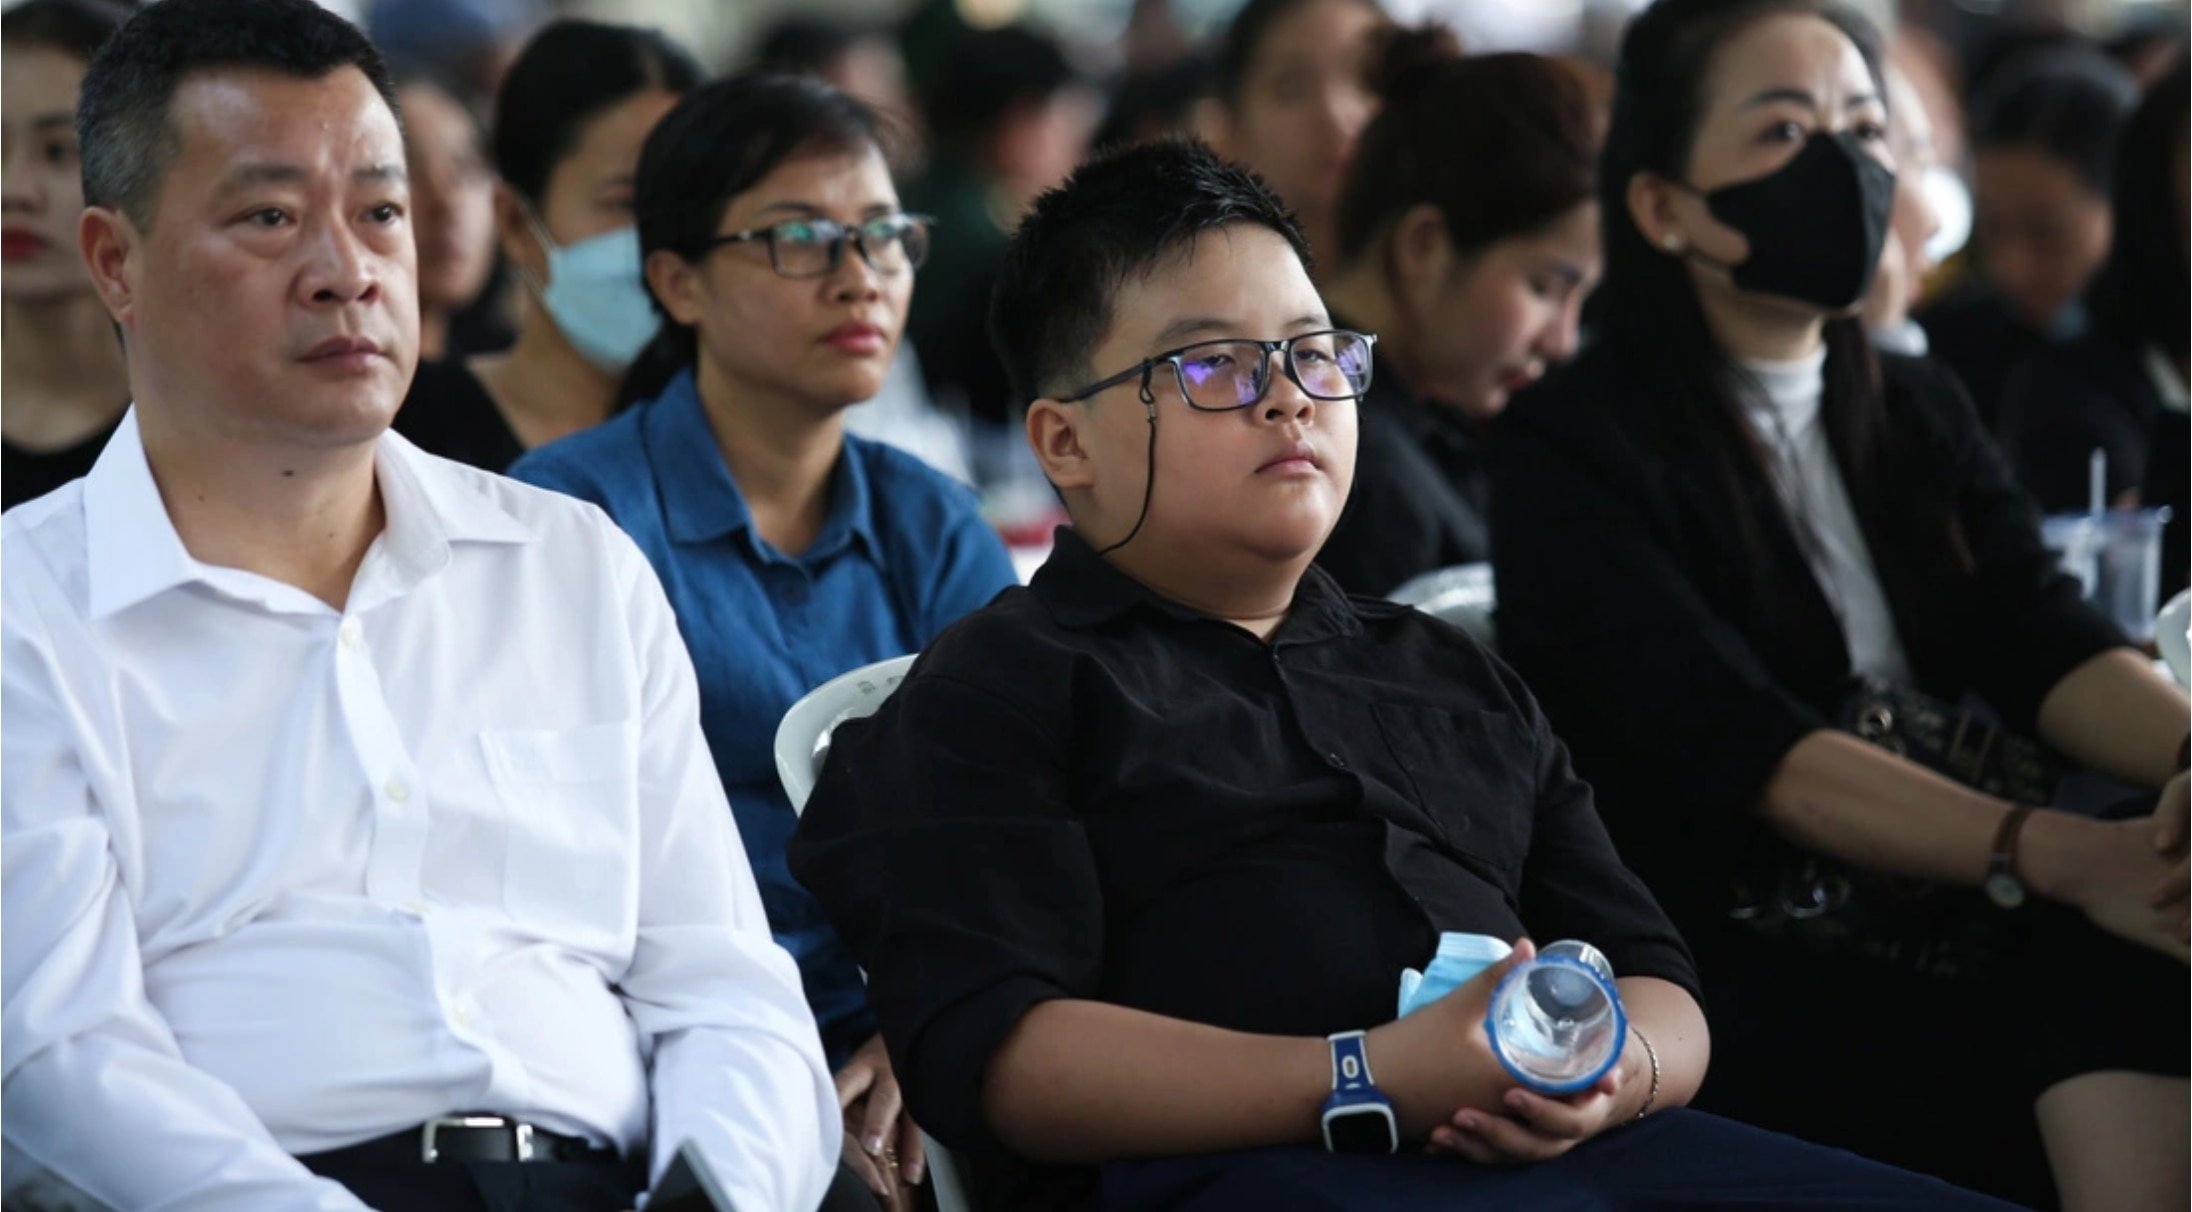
[{"xmin": 302, "ymin": 1114, "xmax": 621, "ymax": 1168}]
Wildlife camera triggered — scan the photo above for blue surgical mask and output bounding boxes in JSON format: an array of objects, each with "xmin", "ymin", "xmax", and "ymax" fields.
[
  {"xmin": 1397, "ymin": 932, "xmax": 1512, "ymax": 1017},
  {"xmin": 2040, "ymin": 297, "xmax": 2090, "ymax": 342},
  {"xmin": 530, "ymin": 220, "xmax": 658, "ymax": 372}
]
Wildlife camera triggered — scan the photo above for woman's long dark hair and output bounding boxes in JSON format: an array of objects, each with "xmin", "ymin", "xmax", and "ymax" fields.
[
  {"xmin": 490, "ymin": 20, "xmax": 703, "ymax": 209},
  {"xmin": 616, "ymin": 72, "xmax": 888, "ymax": 407},
  {"xmin": 1598, "ymin": 0, "xmax": 1959, "ymax": 598},
  {"xmin": 2085, "ymin": 58, "xmax": 2189, "ymax": 367},
  {"xmin": 1335, "ymin": 29, "xmax": 1599, "ymax": 267},
  {"xmin": 1968, "ymin": 45, "xmax": 2137, "ymax": 198},
  {"xmin": 2, "ymin": 0, "xmax": 133, "ymax": 63}
]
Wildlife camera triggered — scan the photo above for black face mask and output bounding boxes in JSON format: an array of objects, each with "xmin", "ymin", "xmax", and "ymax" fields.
[{"xmin": 1690, "ymin": 130, "xmax": 1896, "ymax": 311}]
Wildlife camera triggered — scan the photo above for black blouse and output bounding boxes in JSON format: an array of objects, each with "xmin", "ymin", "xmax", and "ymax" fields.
[
  {"xmin": 2147, "ymin": 410, "xmax": 2189, "ymax": 598},
  {"xmin": 1490, "ymin": 344, "xmax": 2124, "ymax": 917},
  {"xmin": 1916, "ymin": 283, "xmax": 2048, "ymax": 432},
  {"xmin": 393, "ymin": 358, "xmax": 524, "ymax": 472},
  {"xmin": 3, "ymin": 415, "xmax": 122, "ymax": 510},
  {"xmin": 1997, "ymin": 330, "xmax": 2169, "ymax": 512},
  {"xmin": 789, "ymin": 528, "xmax": 1698, "ymax": 1205},
  {"xmin": 1317, "ymin": 366, "xmax": 1493, "ymax": 597}
]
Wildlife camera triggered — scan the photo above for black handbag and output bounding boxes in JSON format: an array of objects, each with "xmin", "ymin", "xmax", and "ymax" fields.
[{"xmin": 1725, "ymin": 679, "xmax": 2063, "ymax": 980}]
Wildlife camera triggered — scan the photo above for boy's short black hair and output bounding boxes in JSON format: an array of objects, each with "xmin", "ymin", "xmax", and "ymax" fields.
[
  {"xmin": 987, "ymin": 138, "xmax": 1309, "ymax": 405},
  {"xmin": 77, "ymin": 0, "xmax": 397, "ymax": 230}
]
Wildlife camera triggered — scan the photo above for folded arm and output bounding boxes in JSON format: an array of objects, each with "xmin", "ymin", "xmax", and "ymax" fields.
[
  {"xmin": 611, "ymin": 544, "xmax": 839, "ymax": 1212},
  {"xmin": 3, "ymin": 612, "xmax": 367, "ymax": 1211}
]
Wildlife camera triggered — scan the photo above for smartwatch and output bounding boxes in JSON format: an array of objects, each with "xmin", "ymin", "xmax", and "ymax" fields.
[{"xmin": 1320, "ymin": 1030, "xmax": 1399, "ymax": 1154}]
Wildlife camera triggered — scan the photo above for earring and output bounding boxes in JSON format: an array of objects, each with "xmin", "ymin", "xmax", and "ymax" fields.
[{"xmin": 1660, "ymin": 232, "xmax": 1685, "ymax": 253}]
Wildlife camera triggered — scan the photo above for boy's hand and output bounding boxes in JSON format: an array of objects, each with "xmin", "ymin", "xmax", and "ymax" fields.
[
  {"xmin": 1424, "ymin": 1064, "xmax": 1629, "ymax": 1164},
  {"xmin": 1364, "ymin": 939, "xmax": 1533, "ymax": 1140}
]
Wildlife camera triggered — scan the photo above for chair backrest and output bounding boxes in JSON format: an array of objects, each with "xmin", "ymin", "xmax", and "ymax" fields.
[
  {"xmin": 1386, "ymin": 561, "xmax": 1498, "ymax": 648},
  {"xmin": 2159, "ymin": 587, "xmax": 2192, "ymax": 690},
  {"xmin": 770, "ymin": 653, "xmax": 981, "ymax": 1212},
  {"xmin": 774, "ymin": 654, "xmax": 919, "ymax": 815}
]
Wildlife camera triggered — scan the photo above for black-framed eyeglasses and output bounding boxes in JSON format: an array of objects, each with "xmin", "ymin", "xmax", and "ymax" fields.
[
  {"xmin": 1057, "ymin": 329, "xmax": 1376, "ymax": 412},
  {"xmin": 697, "ymin": 212, "xmax": 934, "ymax": 279}
]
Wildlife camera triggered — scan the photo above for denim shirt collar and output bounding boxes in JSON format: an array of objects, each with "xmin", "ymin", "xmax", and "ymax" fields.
[{"xmin": 644, "ymin": 367, "xmax": 877, "ymax": 561}]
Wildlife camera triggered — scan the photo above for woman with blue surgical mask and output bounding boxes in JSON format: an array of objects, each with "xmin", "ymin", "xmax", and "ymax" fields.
[{"xmin": 395, "ymin": 20, "xmax": 701, "ymax": 471}]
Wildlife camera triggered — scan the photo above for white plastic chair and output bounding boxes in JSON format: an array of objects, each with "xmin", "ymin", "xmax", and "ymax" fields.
[
  {"xmin": 2157, "ymin": 587, "xmax": 2192, "ymax": 690},
  {"xmin": 774, "ymin": 653, "xmax": 977, "ymax": 1212},
  {"xmin": 1386, "ymin": 561, "xmax": 1498, "ymax": 648},
  {"xmin": 776, "ymin": 654, "xmax": 919, "ymax": 813}
]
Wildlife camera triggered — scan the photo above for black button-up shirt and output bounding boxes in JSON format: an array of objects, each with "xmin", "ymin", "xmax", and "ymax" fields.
[{"xmin": 789, "ymin": 529, "xmax": 1697, "ymax": 1204}]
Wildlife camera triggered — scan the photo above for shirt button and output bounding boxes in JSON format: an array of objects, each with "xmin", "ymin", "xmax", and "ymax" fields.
[
  {"xmin": 403, "ymin": 899, "xmax": 426, "ymax": 915},
  {"xmin": 453, "ymin": 1003, "xmax": 474, "ymax": 1028},
  {"xmin": 338, "ymin": 620, "xmax": 363, "ymax": 650},
  {"xmin": 1327, "ymin": 752, "xmax": 1349, "ymax": 770},
  {"xmin": 384, "ymin": 778, "xmax": 410, "ymax": 804}
]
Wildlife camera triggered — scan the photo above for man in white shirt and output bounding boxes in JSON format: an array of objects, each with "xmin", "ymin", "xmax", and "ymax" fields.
[{"xmin": 1, "ymin": 1, "xmax": 845, "ymax": 1209}]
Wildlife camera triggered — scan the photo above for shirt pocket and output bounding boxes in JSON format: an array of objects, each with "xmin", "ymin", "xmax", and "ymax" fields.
[
  {"xmin": 477, "ymin": 720, "xmax": 640, "ymax": 945},
  {"xmin": 1368, "ymin": 702, "xmax": 1535, "ymax": 878}
]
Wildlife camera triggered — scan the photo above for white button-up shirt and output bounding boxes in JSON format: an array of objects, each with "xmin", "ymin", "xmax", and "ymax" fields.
[{"xmin": 2, "ymin": 414, "xmax": 839, "ymax": 1211}]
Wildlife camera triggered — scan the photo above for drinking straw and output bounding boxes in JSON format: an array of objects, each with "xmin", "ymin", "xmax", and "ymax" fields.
[{"xmin": 2089, "ymin": 448, "xmax": 2106, "ymax": 516}]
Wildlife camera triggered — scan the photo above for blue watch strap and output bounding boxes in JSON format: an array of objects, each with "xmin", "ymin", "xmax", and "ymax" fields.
[
  {"xmin": 1327, "ymin": 1030, "xmax": 1376, "ymax": 1095},
  {"xmin": 1321, "ymin": 1030, "xmax": 1398, "ymax": 1154}
]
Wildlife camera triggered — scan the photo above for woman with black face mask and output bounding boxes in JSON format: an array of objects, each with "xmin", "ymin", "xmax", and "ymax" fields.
[{"xmin": 1491, "ymin": 3, "xmax": 2189, "ymax": 1210}]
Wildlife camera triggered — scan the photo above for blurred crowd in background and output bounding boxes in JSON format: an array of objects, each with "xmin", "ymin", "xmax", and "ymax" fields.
[{"xmin": 8, "ymin": 0, "xmax": 2188, "ymax": 544}]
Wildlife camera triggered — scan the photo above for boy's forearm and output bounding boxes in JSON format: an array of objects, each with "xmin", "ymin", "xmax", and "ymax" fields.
[
  {"xmin": 980, "ymin": 998, "xmax": 1331, "ymax": 1164},
  {"xmin": 1615, "ymin": 976, "xmax": 1709, "ymax": 1116}
]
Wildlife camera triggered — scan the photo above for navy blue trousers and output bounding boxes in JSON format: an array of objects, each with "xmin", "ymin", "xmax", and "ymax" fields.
[{"xmin": 1099, "ymin": 1109, "xmax": 2027, "ymax": 1211}]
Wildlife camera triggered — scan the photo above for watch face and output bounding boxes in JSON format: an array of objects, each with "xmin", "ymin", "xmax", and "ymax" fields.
[
  {"xmin": 1323, "ymin": 1104, "xmax": 1398, "ymax": 1155},
  {"xmin": 1984, "ymin": 871, "xmax": 2027, "ymax": 910}
]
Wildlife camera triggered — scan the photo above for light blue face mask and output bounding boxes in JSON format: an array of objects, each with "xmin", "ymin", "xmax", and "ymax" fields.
[
  {"xmin": 2039, "ymin": 297, "xmax": 2090, "ymax": 342},
  {"xmin": 530, "ymin": 220, "xmax": 658, "ymax": 372}
]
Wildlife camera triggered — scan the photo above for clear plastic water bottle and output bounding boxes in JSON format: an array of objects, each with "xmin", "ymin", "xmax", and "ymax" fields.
[{"xmin": 1484, "ymin": 939, "xmax": 1627, "ymax": 1095}]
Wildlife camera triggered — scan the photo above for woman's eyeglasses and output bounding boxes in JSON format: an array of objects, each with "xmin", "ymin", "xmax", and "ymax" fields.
[{"xmin": 699, "ymin": 212, "xmax": 934, "ymax": 280}]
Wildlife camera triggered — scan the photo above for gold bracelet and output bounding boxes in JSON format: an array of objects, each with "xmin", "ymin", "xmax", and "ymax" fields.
[{"xmin": 1627, "ymin": 1025, "xmax": 1661, "ymax": 1125}]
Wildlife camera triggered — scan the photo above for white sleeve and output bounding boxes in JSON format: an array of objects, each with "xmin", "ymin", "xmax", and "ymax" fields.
[
  {"xmin": 607, "ymin": 539, "xmax": 840, "ymax": 1212},
  {"xmin": 2, "ymin": 578, "xmax": 369, "ymax": 1212}
]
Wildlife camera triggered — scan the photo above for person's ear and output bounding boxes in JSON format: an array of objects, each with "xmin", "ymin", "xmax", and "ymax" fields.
[
  {"xmin": 493, "ymin": 182, "xmax": 548, "ymax": 285},
  {"xmin": 1628, "ymin": 168, "xmax": 1751, "ymax": 264},
  {"xmin": 79, "ymin": 205, "xmax": 139, "ymax": 335},
  {"xmin": 1194, "ymin": 97, "xmax": 1235, "ymax": 159},
  {"xmin": 646, "ymin": 248, "xmax": 704, "ymax": 328},
  {"xmin": 1027, "ymin": 397, "xmax": 1097, "ymax": 492},
  {"xmin": 987, "ymin": 98, "xmax": 1044, "ymax": 179},
  {"xmin": 1388, "ymin": 202, "xmax": 1455, "ymax": 311},
  {"xmin": 1629, "ymin": 169, "xmax": 1749, "ymax": 268},
  {"xmin": 1624, "ymin": 170, "xmax": 1687, "ymax": 255}
]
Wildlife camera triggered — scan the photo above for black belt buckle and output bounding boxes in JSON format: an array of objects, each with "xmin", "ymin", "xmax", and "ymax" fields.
[{"xmin": 422, "ymin": 1115, "xmax": 535, "ymax": 1163}]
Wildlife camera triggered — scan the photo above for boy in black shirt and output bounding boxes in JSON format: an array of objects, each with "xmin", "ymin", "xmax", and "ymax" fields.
[{"xmin": 788, "ymin": 139, "xmax": 2014, "ymax": 1211}]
